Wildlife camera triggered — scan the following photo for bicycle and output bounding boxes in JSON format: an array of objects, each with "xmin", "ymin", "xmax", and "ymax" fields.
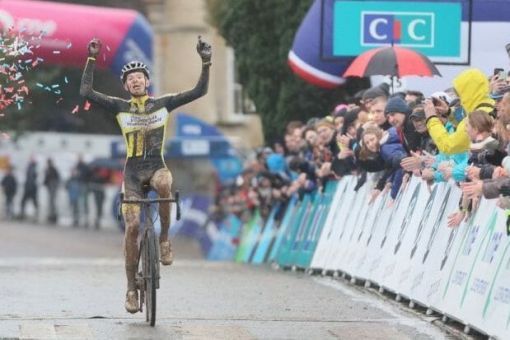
[{"xmin": 121, "ymin": 188, "xmax": 181, "ymax": 326}]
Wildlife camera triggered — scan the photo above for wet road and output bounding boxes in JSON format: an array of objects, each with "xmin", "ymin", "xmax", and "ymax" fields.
[{"xmin": 0, "ymin": 220, "xmax": 456, "ymax": 339}]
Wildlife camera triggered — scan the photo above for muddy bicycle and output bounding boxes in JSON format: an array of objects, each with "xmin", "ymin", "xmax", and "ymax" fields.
[{"xmin": 121, "ymin": 189, "xmax": 181, "ymax": 326}]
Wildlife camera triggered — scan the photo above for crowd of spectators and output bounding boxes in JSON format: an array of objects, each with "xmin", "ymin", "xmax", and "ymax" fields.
[
  {"xmin": 1, "ymin": 155, "xmax": 109, "ymax": 229},
  {"xmin": 212, "ymin": 67, "xmax": 510, "ymax": 231}
]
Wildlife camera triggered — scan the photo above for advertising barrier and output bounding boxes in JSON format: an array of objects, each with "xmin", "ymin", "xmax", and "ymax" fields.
[{"xmin": 210, "ymin": 175, "xmax": 510, "ymax": 338}]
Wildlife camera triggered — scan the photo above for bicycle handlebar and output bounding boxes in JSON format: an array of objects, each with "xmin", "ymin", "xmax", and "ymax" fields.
[
  {"xmin": 122, "ymin": 198, "xmax": 178, "ymax": 204},
  {"xmin": 119, "ymin": 191, "xmax": 181, "ymax": 220},
  {"xmin": 121, "ymin": 190, "xmax": 180, "ymax": 205}
]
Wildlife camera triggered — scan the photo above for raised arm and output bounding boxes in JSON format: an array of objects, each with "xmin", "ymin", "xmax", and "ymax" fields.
[
  {"xmin": 158, "ymin": 36, "xmax": 211, "ymax": 111},
  {"xmin": 79, "ymin": 38, "xmax": 124, "ymax": 113}
]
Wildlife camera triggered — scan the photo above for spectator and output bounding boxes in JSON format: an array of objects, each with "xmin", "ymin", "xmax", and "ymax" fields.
[
  {"xmin": 332, "ymin": 104, "xmax": 348, "ymax": 131},
  {"xmin": 315, "ymin": 118, "xmax": 339, "ymax": 179},
  {"xmin": 408, "ymin": 105, "xmax": 437, "ymax": 155},
  {"xmin": 1, "ymin": 165, "xmax": 17, "ymax": 220},
  {"xmin": 19, "ymin": 158, "xmax": 38, "ymax": 221},
  {"xmin": 425, "ymin": 68, "xmax": 495, "ymax": 155},
  {"xmin": 76, "ymin": 155, "xmax": 91, "ymax": 228},
  {"xmin": 89, "ymin": 166, "xmax": 108, "ymax": 230},
  {"xmin": 66, "ymin": 168, "xmax": 81, "ymax": 227},
  {"xmin": 464, "ymin": 110, "xmax": 502, "ymax": 181},
  {"xmin": 361, "ymin": 83, "xmax": 389, "ymax": 112},
  {"xmin": 404, "ymin": 90, "xmax": 424, "ymax": 106},
  {"xmin": 368, "ymin": 97, "xmax": 391, "ymax": 130},
  {"xmin": 43, "ymin": 158, "xmax": 60, "ymax": 224},
  {"xmin": 384, "ymin": 96, "xmax": 421, "ymax": 153},
  {"xmin": 360, "ymin": 126, "xmax": 407, "ymax": 200}
]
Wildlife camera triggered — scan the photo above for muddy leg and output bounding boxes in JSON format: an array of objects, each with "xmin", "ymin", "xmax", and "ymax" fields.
[
  {"xmin": 150, "ymin": 168, "xmax": 173, "ymax": 243},
  {"xmin": 122, "ymin": 202, "xmax": 141, "ymax": 291}
]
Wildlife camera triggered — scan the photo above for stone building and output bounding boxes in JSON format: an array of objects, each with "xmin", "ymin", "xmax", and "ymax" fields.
[{"xmin": 142, "ymin": 0, "xmax": 264, "ymax": 150}]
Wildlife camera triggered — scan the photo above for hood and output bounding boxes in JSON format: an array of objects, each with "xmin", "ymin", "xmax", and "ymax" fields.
[
  {"xmin": 266, "ymin": 153, "xmax": 286, "ymax": 173},
  {"xmin": 452, "ymin": 69, "xmax": 494, "ymax": 113}
]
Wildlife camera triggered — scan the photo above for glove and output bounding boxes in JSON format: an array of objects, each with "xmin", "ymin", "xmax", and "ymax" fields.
[
  {"xmin": 196, "ymin": 35, "xmax": 212, "ymax": 63},
  {"xmin": 88, "ymin": 38, "xmax": 102, "ymax": 58}
]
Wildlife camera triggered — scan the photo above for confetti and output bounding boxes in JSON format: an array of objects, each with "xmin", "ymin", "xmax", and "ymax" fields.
[
  {"xmin": 0, "ymin": 29, "xmax": 54, "ymax": 115},
  {"xmin": 84, "ymin": 100, "xmax": 91, "ymax": 111},
  {"xmin": 71, "ymin": 105, "xmax": 79, "ymax": 114}
]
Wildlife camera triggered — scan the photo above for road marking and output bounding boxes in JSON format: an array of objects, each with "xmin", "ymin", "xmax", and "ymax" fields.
[
  {"xmin": 19, "ymin": 323, "xmax": 95, "ymax": 340},
  {"xmin": 180, "ymin": 325, "xmax": 255, "ymax": 340},
  {"xmin": 55, "ymin": 324, "xmax": 94, "ymax": 339},
  {"xmin": 20, "ymin": 323, "xmax": 56, "ymax": 339}
]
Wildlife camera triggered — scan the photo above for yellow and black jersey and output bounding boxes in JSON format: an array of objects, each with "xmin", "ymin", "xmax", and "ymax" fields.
[{"xmin": 80, "ymin": 57, "xmax": 210, "ymax": 161}]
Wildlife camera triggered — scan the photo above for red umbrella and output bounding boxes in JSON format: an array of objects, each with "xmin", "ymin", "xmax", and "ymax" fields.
[{"xmin": 343, "ymin": 46, "xmax": 441, "ymax": 78}]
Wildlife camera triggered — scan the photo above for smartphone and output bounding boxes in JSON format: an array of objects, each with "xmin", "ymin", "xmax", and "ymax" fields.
[
  {"xmin": 494, "ymin": 67, "xmax": 504, "ymax": 76},
  {"xmin": 499, "ymin": 70, "xmax": 507, "ymax": 81}
]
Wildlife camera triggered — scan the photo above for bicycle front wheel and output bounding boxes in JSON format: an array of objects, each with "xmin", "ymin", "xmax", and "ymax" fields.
[{"xmin": 144, "ymin": 228, "xmax": 158, "ymax": 326}]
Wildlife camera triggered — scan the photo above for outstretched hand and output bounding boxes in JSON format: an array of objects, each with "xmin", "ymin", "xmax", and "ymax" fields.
[
  {"xmin": 88, "ymin": 38, "xmax": 102, "ymax": 58},
  {"xmin": 197, "ymin": 35, "xmax": 212, "ymax": 62}
]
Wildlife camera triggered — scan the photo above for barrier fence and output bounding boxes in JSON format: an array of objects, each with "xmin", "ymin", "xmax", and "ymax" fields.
[{"xmin": 207, "ymin": 175, "xmax": 510, "ymax": 339}]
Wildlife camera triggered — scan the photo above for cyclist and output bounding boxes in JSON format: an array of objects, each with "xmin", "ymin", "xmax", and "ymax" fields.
[{"xmin": 80, "ymin": 36, "xmax": 211, "ymax": 313}]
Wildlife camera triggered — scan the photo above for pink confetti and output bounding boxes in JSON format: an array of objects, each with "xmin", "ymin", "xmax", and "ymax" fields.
[
  {"xmin": 18, "ymin": 86, "xmax": 28, "ymax": 95},
  {"xmin": 71, "ymin": 105, "xmax": 79, "ymax": 114},
  {"xmin": 84, "ymin": 100, "xmax": 91, "ymax": 111}
]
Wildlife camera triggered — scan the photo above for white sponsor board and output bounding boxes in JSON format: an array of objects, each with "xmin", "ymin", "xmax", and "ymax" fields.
[{"xmin": 305, "ymin": 176, "xmax": 510, "ymax": 339}]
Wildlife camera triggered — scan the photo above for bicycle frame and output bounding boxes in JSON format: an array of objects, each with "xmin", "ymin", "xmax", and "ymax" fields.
[{"xmin": 121, "ymin": 190, "xmax": 181, "ymax": 326}]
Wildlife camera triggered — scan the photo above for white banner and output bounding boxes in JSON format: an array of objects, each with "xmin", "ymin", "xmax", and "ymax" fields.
[{"xmin": 305, "ymin": 175, "xmax": 510, "ymax": 339}]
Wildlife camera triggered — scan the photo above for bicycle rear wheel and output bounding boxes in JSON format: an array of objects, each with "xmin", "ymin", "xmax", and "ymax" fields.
[{"xmin": 144, "ymin": 228, "xmax": 158, "ymax": 326}]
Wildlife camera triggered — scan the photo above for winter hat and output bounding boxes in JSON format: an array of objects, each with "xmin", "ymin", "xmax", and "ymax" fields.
[
  {"xmin": 385, "ymin": 96, "xmax": 412, "ymax": 116},
  {"xmin": 333, "ymin": 104, "xmax": 349, "ymax": 116}
]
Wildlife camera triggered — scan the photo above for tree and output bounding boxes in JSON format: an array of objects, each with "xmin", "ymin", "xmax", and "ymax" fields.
[{"xmin": 206, "ymin": 0, "xmax": 367, "ymax": 141}]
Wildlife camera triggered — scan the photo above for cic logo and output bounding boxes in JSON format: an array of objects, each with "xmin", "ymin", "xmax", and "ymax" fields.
[{"xmin": 362, "ymin": 12, "xmax": 434, "ymax": 47}]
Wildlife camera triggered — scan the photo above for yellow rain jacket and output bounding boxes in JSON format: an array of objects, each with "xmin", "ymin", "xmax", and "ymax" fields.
[{"xmin": 426, "ymin": 69, "xmax": 495, "ymax": 155}]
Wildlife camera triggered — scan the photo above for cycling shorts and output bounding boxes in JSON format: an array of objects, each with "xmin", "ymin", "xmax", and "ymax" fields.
[{"xmin": 123, "ymin": 157, "xmax": 167, "ymax": 199}]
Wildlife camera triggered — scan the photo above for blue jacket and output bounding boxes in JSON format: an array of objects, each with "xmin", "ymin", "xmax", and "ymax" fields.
[{"xmin": 380, "ymin": 128, "xmax": 408, "ymax": 199}]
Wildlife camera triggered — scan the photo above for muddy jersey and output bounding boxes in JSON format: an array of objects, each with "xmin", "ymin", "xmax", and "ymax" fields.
[
  {"xmin": 117, "ymin": 108, "xmax": 169, "ymax": 159},
  {"xmin": 80, "ymin": 56, "xmax": 210, "ymax": 161}
]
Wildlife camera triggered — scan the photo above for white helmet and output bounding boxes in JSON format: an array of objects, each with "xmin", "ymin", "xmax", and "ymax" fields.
[{"xmin": 120, "ymin": 61, "xmax": 150, "ymax": 83}]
